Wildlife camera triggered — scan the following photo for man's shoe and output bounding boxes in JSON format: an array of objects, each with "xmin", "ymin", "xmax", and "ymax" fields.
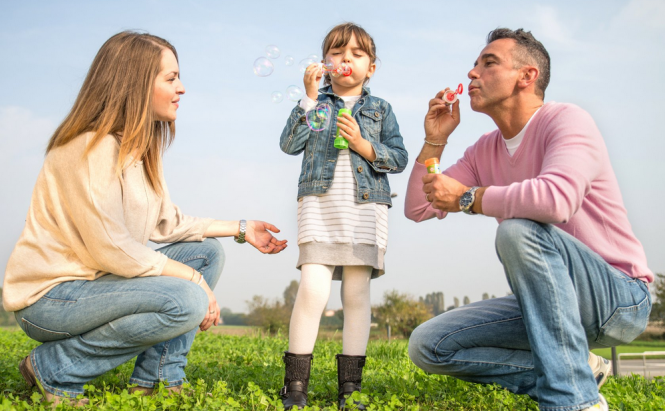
[
  {"xmin": 588, "ymin": 353, "xmax": 612, "ymax": 388},
  {"xmin": 581, "ymin": 393, "xmax": 608, "ymax": 411},
  {"xmin": 19, "ymin": 355, "xmax": 89, "ymax": 407}
]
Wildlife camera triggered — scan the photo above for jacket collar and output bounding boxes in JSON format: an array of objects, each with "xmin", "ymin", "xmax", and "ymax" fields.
[{"xmin": 319, "ymin": 85, "xmax": 371, "ymax": 99}]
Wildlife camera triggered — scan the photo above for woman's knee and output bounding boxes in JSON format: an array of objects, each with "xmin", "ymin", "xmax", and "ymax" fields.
[{"xmin": 160, "ymin": 279, "xmax": 208, "ymax": 330}]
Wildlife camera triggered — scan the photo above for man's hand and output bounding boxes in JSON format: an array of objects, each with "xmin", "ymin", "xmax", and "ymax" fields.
[
  {"xmin": 424, "ymin": 88, "xmax": 461, "ymax": 144},
  {"xmin": 245, "ymin": 221, "xmax": 288, "ymax": 254},
  {"xmin": 422, "ymin": 173, "xmax": 468, "ymax": 212}
]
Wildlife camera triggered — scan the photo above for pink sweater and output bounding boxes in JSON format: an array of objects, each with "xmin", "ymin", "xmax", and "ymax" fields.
[{"xmin": 405, "ymin": 102, "xmax": 653, "ymax": 283}]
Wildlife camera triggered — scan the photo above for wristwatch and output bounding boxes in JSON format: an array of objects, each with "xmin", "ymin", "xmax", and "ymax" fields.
[
  {"xmin": 459, "ymin": 187, "xmax": 479, "ymax": 215},
  {"xmin": 234, "ymin": 219, "xmax": 247, "ymax": 244}
]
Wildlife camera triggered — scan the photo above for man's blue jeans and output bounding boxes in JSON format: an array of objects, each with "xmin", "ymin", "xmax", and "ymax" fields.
[
  {"xmin": 14, "ymin": 238, "xmax": 224, "ymax": 398},
  {"xmin": 408, "ymin": 219, "xmax": 650, "ymax": 411}
]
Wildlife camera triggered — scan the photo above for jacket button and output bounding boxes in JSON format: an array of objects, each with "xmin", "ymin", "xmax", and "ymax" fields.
[
  {"xmin": 357, "ymin": 166, "xmax": 363, "ymax": 172},
  {"xmin": 374, "ymin": 112, "xmax": 379, "ymax": 117},
  {"xmin": 363, "ymin": 193, "xmax": 369, "ymax": 199}
]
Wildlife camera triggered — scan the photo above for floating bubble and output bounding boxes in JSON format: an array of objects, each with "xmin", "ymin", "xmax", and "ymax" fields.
[
  {"xmin": 253, "ymin": 57, "xmax": 274, "ymax": 77},
  {"xmin": 284, "ymin": 56, "xmax": 294, "ymax": 66},
  {"xmin": 271, "ymin": 91, "xmax": 283, "ymax": 104},
  {"xmin": 374, "ymin": 57, "xmax": 382, "ymax": 71},
  {"xmin": 323, "ymin": 61, "xmax": 335, "ymax": 72},
  {"xmin": 306, "ymin": 103, "xmax": 332, "ymax": 131},
  {"xmin": 265, "ymin": 45, "xmax": 280, "ymax": 59},
  {"xmin": 308, "ymin": 54, "xmax": 320, "ymax": 61},
  {"xmin": 298, "ymin": 58, "xmax": 318, "ymax": 73},
  {"xmin": 286, "ymin": 85, "xmax": 304, "ymax": 102}
]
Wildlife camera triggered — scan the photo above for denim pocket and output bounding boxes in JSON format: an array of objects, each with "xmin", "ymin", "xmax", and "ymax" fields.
[
  {"xmin": 20, "ymin": 317, "xmax": 72, "ymax": 342},
  {"xmin": 360, "ymin": 110, "xmax": 381, "ymax": 138},
  {"xmin": 595, "ymin": 292, "xmax": 651, "ymax": 347}
]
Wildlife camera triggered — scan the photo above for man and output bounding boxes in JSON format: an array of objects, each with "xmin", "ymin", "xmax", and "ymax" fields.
[{"xmin": 404, "ymin": 28, "xmax": 652, "ymax": 411}]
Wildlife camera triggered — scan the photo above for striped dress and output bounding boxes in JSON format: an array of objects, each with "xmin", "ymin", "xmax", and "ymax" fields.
[{"xmin": 296, "ymin": 95, "xmax": 388, "ymax": 280}]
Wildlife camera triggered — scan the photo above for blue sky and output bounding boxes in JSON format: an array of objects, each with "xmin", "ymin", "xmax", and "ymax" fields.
[{"xmin": 1, "ymin": 0, "xmax": 663, "ymax": 312}]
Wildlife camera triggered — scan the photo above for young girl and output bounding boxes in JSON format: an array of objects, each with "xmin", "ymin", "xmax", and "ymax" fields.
[{"xmin": 278, "ymin": 23, "xmax": 408, "ymax": 410}]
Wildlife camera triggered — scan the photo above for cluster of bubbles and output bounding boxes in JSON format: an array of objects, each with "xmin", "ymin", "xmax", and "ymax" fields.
[
  {"xmin": 305, "ymin": 102, "xmax": 332, "ymax": 131},
  {"xmin": 253, "ymin": 44, "xmax": 307, "ymax": 104}
]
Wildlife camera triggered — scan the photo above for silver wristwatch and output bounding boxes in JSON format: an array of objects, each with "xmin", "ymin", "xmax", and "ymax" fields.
[
  {"xmin": 459, "ymin": 187, "xmax": 479, "ymax": 215},
  {"xmin": 234, "ymin": 219, "xmax": 247, "ymax": 244}
]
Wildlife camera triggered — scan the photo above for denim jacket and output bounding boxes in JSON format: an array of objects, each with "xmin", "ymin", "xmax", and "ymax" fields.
[{"xmin": 279, "ymin": 86, "xmax": 408, "ymax": 207}]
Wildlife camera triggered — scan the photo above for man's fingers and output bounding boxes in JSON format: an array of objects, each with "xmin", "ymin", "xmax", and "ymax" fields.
[{"xmin": 452, "ymin": 99, "xmax": 461, "ymax": 121}]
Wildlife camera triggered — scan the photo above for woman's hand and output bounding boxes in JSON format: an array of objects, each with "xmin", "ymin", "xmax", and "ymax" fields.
[
  {"xmin": 304, "ymin": 63, "xmax": 322, "ymax": 100},
  {"xmin": 199, "ymin": 279, "xmax": 220, "ymax": 331},
  {"xmin": 245, "ymin": 221, "xmax": 288, "ymax": 254},
  {"xmin": 424, "ymin": 88, "xmax": 461, "ymax": 144}
]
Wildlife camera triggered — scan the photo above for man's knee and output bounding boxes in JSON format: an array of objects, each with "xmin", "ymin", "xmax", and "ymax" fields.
[
  {"xmin": 201, "ymin": 238, "xmax": 225, "ymax": 268},
  {"xmin": 408, "ymin": 320, "xmax": 456, "ymax": 374}
]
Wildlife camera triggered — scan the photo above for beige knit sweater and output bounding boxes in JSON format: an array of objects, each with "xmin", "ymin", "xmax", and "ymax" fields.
[{"xmin": 3, "ymin": 132, "xmax": 214, "ymax": 312}]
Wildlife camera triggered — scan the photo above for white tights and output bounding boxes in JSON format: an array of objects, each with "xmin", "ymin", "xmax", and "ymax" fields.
[{"xmin": 288, "ymin": 264, "xmax": 372, "ymax": 355}]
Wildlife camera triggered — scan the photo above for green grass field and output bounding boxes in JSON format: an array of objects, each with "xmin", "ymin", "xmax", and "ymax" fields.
[
  {"xmin": 591, "ymin": 341, "xmax": 665, "ymax": 360},
  {"xmin": 1, "ymin": 328, "xmax": 664, "ymax": 410}
]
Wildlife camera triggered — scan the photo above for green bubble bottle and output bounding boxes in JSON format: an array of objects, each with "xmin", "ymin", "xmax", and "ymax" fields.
[{"xmin": 334, "ymin": 108, "xmax": 352, "ymax": 149}]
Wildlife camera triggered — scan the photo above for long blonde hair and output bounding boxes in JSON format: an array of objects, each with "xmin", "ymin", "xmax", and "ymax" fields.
[{"xmin": 46, "ymin": 31, "xmax": 178, "ymax": 195}]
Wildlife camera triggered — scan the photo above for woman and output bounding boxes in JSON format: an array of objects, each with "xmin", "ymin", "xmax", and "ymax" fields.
[{"xmin": 3, "ymin": 31, "xmax": 287, "ymax": 405}]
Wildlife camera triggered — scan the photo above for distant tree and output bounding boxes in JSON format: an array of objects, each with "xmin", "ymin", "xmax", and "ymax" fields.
[
  {"xmin": 245, "ymin": 296, "xmax": 290, "ymax": 334},
  {"xmin": 491, "ymin": 294, "xmax": 496, "ymax": 299},
  {"xmin": 454, "ymin": 297, "xmax": 460, "ymax": 308},
  {"xmin": 283, "ymin": 280, "xmax": 299, "ymax": 309},
  {"xmin": 482, "ymin": 293, "xmax": 490, "ymax": 300},
  {"xmin": 373, "ymin": 290, "xmax": 432, "ymax": 338},
  {"xmin": 420, "ymin": 292, "xmax": 445, "ymax": 315},
  {"xmin": 0, "ymin": 287, "xmax": 16, "ymax": 326},
  {"xmin": 463, "ymin": 296, "xmax": 470, "ymax": 306},
  {"xmin": 219, "ymin": 307, "xmax": 247, "ymax": 326},
  {"xmin": 649, "ymin": 273, "xmax": 665, "ymax": 324}
]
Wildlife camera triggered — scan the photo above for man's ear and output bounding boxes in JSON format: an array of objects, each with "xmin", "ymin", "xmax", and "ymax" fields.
[{"xmin": 518, "ymin": 66, "xmax": 539, "ymax": 90}]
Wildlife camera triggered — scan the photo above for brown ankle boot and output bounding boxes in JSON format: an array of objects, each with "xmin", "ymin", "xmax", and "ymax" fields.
[
  {"xmin": 19, "ymin": 355, "xmax": 89, "ymax": 407},
  {"xmin": 279, "ymin": 352, "xmax": 313, "ymax": 410}
]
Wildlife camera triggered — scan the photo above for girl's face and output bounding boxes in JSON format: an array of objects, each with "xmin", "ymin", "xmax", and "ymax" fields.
[
  {"xmin": 325, "ymin": 33, "xmax": 375, "ymax": 96},
  {"xmin": 152, "ymin": 49, "xmax": 185, "ymax": 122}
]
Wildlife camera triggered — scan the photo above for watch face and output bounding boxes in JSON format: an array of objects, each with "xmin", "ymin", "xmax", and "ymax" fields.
[{"xmin": 460, "ymin": 192, "xmax": 472, "ymax": 208}]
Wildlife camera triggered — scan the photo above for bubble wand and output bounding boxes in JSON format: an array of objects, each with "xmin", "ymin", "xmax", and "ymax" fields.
[{"xmin": 443, "ymin": 84, "xmax": 464, "ymax": 104}]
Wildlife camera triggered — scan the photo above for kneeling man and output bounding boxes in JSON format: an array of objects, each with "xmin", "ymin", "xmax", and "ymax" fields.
[{"xmin": 405, "ymin": 28, "xmax": 652, "ymax": 411}]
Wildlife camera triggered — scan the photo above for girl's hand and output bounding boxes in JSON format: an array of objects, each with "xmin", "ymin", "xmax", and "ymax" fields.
[
  {"xmin": 199, "ymin": 279, "xmax": 220, "ymax": 331},
  {"xmin": 245, "ymin": 220, "xmax": 288, "ymax": 254},
  {"xmin": 424, "ymin": 88, "xmax": 461, "ymax": 144},
  {"xmin": 337, "ymin": 113, "xmax": 363, "ymax": 148},
  {"xmin": 337, "ymin": 113, "xmax": 377, "ymax": 161},
  {"xmin": 304, "ymin": 63, "xmax": 322, "ymax": 100}
]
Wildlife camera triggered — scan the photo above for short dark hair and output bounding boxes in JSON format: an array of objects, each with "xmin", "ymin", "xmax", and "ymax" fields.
[{"xmin": 487, "ymin": 28, "xmax": 550, "ymax": 98}]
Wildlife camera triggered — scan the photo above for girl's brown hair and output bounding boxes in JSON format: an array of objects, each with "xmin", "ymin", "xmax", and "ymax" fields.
[
  {"xmin": 321, "ymin": 23, "xmax": 377, "ymax": 86},
  {"xmin": 46, "ymin": 31, "xmax": 177, "ymax": 195}
]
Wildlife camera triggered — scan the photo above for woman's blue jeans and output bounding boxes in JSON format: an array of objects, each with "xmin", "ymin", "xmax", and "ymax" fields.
[
  {"xmin": 14, "ymin": 238, "xmax": 225, "ymax": 398},
  {"xmin": 408, "ymin": 219, "xmax": 651, "ymax": 411}
]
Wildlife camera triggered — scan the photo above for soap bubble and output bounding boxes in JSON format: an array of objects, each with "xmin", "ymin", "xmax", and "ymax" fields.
[
  {"xmin": 285, "ymin": 56, "xmax": 294, "ymax": 66},
  {"xmin": 323, "ymin": 61, "xmax": 335, "ymax": 72},
  {"xmin": 298, "ymin": 58, "xmax": 318, "ymax": 73},
  {"xmin": 374, "ymin": 57, "xmax": 382, "ymax": 71},
  {"xmin": 306, "ymin": 103, "xmax": 332, "ymax": 131},
  {"xmin": 286, "ymin": 85, "xmax": 304, "ymax": 102},
  {"xmin": 253, "ymin": 57, "xmax": 274, "ymax": 77},
  {"xmin": 308, "ymin": 54, "xmax": 320, "ymax": 61},
  {"xmin": 265, "ymin": 45, "xmax": 280, "ymax": 59},
  {"xmin": 271, "ymin": 91, "xmax": 283, "ymax": 104}
]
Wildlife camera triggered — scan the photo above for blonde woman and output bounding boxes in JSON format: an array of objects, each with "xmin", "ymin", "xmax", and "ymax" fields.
[{"xmin": 3, "ymin": 31, "xmax": 287, "ymax": 405}]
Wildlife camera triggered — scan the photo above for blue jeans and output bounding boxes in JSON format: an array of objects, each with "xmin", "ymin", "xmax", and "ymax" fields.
[
  {"xmin": 14, "ymin": 238, "xmax": 225, "ymax": 398},
  {"xmin": 408, "ymin": 219, "xmax": 651, "ymax": 411}
]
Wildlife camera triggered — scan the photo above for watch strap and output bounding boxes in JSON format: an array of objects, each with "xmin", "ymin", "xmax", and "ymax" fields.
[{"xmin": 235, "ymin": 219, "xmax": 247, "ymax": 244}]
